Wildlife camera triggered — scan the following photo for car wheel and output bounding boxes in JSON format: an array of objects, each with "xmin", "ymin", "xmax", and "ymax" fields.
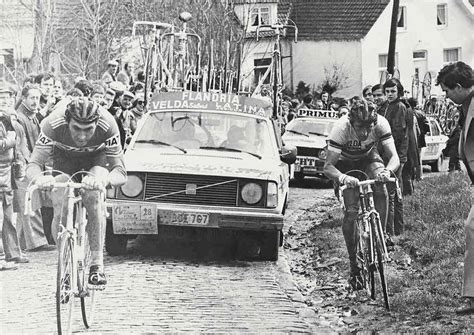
[
  {"xmin": 431, "ymin": 155, "xmax": 443, "ymax": 172},
  {"xmin": 105, "ymin": 220, "xmax": 128, "ymax": 255},
  {"xmin": 294, "ymin": 171, "xmax": 304, "ymax": 181},
  {"xmin": 235, "ymin": 230, "xmax": 280, "ymax": 261}
]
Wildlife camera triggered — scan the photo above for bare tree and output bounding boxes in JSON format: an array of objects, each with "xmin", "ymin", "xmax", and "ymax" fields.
[{"xmin": 317, "ymin": 62, "xmax": 350, "ymax": 96}]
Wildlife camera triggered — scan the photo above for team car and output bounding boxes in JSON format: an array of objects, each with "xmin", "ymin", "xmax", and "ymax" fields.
[
  {"xmin": 420, "ymin": 116, "xmax": 449, "ymax": 172},
  {"xmin": 282, "ymin": 109, "xmax": 339, "ymax": 180},
  {"xmin": 105, "ymin": 91, "xmax": 296, "ymax": 260}
]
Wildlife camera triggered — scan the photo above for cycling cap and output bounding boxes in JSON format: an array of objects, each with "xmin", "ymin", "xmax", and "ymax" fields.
[
  {"xmin": 65, "ymin": 97, "xmax": 100, "ymax": 124},
  {"xmin": 349, "ymin": 97, "xmax": 377, "ymax": 124}
]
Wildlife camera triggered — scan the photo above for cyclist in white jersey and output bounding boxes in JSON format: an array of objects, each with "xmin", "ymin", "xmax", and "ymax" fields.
[{"xmin": 324, "ymin": 97, "xmax": 400, "ymax": 289}]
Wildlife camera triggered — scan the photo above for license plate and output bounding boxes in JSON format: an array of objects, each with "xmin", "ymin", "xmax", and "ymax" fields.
[
  {"xmin": 159, "ymin": 211, "xmax": 210, "ymax": 226},
  {"xmin": 112, "ymin": 204, "xmax": 158, "ymax": 234},
  {"xmin": 297, "ymin": 156, "xmax": 317, "ymax": 167}
]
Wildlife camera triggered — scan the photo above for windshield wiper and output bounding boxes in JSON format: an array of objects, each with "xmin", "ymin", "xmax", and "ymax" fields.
[
  {"xmin": 287, "ymin": 129, "xmax": 309, "ymax": 137},
  {"xmin": 135, "ymin": 140, "xmax": 187, "ymax": 153},
  {"xmin": 308, "ymin": 131, "xmax": 326, "ymax": 137},
  {"xmin": 200, "ymin": 146, "xmax": 262, "ymax": 159}
]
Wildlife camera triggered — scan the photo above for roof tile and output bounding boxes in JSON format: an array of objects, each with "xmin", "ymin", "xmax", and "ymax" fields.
[{"xmin": 290, "ymin": 0, "xmax": 389, "ymax": 41}]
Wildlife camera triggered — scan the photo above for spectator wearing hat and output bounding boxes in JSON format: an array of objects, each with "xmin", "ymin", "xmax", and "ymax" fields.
[
  {"xmin": 0, "ymin": 82, "xmax": 28, "ymax": 269},
  {"xmin": 101, "ymin": 60, "xmax": 119, "ymax": 86}
]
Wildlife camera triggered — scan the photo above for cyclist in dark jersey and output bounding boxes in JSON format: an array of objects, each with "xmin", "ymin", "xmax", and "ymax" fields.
[
  {"xmin": 324, "ymin": 97, "xmax": 400, "ymax": 289},
  {"xmin": 26, "ymin": 97, "xmax": 127, "ymax": 286}
]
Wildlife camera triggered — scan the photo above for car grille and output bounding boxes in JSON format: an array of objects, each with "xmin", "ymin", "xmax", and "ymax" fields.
[
  {"xmin": 144, "ymin": 173, "xmax": 238, "ymax": 207},
  {"xmin": 296, "ymin": 146, "xmax": 319, "ymax": 157}
]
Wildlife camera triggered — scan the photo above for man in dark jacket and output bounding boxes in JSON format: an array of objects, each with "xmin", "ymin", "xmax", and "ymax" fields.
[
  {"xmin": 436, "ymin": 62, "xmax": 474, "ymax": 315},
  {"xmin": 15, "ymin": 84, "xmax": 56, "ymax": 250},
  {"xmin": 378, "ymin": 79, "xmax": 409, "ymax": 236}
]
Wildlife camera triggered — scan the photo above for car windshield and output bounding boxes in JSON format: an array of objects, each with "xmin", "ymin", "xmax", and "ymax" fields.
[
  {"xmin": 132, "ymin": 111, "xmax": 276, "ymax": 158},
  {"xmin": 286, "ymin": 119, "xmax": 336, "ymax": 137}
]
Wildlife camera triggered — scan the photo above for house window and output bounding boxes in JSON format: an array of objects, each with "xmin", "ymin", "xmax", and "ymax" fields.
[
  {"xmin": 437, "ymin": 4, "xmax": 447, "ymax": 26},
  {"xmin": 443, "ymin": 48, "xmax": 460, "ymax": 63},
  {"xmin": 397, "ymin": 6, "xmax": 407, "ymax": 29},
  {"xmin": 254, "ymin": 57, "xmax": 271, "ymax": 86},
  {"xmin": 250, "ymin": 6, "xmax": 270, "ymax": 26},
  {"xmin": 413, "ymin": 51, "xmax": 427, "ymax": 60}
]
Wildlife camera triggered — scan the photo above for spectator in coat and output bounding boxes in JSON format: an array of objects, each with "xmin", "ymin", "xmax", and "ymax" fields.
[
  {"xmin": 15, "ymin": 84, "xmax": 56, "ymax": 249},
  {"xmin": 380, "ymin": 78, "xmax": 409, "ymax": 236},
  {"xmin": 101, "ymin": 60, "xmax": 119, "ymax": 86},
  {"xmin": 117, "ymin": 62, "xmax": 135, "ymax": 88},
  {"xmin": 0, "ymin": 82, "xmax": 28, "ymax": 269},
  {"xmin": 436, "ymin": 62, "xmax": 474, "ymax": 315}
]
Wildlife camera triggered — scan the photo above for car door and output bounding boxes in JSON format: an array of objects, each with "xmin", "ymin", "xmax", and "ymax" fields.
[{"xmin": 425, "ymin": 119, "xmax": 442, "ymax": 161}]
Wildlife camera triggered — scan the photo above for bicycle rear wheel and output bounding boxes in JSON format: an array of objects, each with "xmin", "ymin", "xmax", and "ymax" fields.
[
  {"xmin": 57, "ymin": 235, "xmax": 75, "ymax": 335},
  {"xmin": 80, "ymin": 233, "xmax": 97, "ymax": 328}
]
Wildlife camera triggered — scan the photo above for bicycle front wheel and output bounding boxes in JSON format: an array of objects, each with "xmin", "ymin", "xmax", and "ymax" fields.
[
  {"xmin": 356, "ymin": 219, "xmax": 374, "ymax": 296},
  {"xmin": 80, "ymin": 233, "xmax": 97, "ymax": 328},
  {"xmin": 372, "ymin": 214, "xmax": 390, "ymax": 311},
  {"xmin": 57, "ymin": 235, "xmax": 75, "ymax": 335}
]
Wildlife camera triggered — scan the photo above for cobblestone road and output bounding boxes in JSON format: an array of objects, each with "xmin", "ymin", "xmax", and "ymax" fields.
[{"xmin": 0, "ymin": 183, "xmax": 329, "ymax": 334}]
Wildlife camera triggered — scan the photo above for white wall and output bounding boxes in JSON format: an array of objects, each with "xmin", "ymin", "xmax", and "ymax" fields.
[
  {"xmin": 362, "ymin": 0, "xmax": 473, "ymax": 99},
  {"xmin": 291, "ymin": 40, "xmax": 363, "ymax": 98}
]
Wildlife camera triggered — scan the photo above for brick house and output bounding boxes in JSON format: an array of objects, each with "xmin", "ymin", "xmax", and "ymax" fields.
[{"xmin": 234, "ymin": 0, "xmax": 473, "ymax": 99}]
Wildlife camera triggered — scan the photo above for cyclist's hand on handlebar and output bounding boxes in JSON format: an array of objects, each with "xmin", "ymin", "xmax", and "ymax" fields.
[
  {"xmin": 82, "ymin": 175, "xmax": 107, "ymax": 191},
  {"xmin": 34, "ymin": 175, "xmax": 56, "ymax": 190},
  {"xmin": 343, "ymin": 175, "xmax": 360, "ymax": 188},
  {"xmin": 376, "ymin": 169, "xmax": 392, "ymax": 182}
]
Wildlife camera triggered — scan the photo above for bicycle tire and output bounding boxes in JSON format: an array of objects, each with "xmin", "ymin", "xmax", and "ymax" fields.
[
  {"xmin": 356, "ymin": 218, "xmax": 374, "ymax": 296},
  {"xmin": 80, "ymin": 230, "xmax": 97, "ymax": 328},
  {"xmin": 144, "ymin": 44, "xmax": 156, "ymax": 106},
  {"xmin": 57, "ymin": 234, "xmax": 75, "ymax": 335},
  {"xmin": 371, "ymin": 214, "xmax": 390, "ymax": 311}
]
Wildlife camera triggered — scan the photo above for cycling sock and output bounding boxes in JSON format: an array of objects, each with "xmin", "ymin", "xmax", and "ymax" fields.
[{"xmin": 90, "ymin": 251, "xmax": 103, "ymax": 270}]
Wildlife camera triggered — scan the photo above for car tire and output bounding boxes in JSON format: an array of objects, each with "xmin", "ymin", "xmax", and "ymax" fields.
[
  {"xmin": 235, "ymin": 230, "xmax": 280, "ymax": 261},
  {"xmin": 258, "ymin": 230, "xmax": 280, "ymax": 261},
  {"xmin": 294, "ymin": 171, "xmax": 304, "ymax": 181},
  {"xmin": 431, "ymin": 155, "xmax": 443, "ymax": 172},
  {"xmin": 105, "ymin": 220, "xmax": 128, "ymax": 255}
]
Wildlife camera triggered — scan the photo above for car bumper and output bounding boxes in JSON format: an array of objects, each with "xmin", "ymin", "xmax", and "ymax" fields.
[{"xmin": 106, "ymin": 200, "xmax": 284, "ymax": 235}]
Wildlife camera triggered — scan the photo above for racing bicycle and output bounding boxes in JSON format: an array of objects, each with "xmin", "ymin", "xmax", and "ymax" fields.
[
  {"xmin": 256, "ymin": 22, "xmax": 298, "ymax": 120},
  {"xmin": 339, "ymin": 175, "xmax": 400, "ymax": 311},
  {"xmin": 25, "ymin": 173, "xmax": 106, "ymax": 334}
]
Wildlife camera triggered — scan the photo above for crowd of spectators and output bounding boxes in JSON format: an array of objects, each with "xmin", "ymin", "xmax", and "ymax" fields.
[{"xmin": 0, "ymin": 59, "xmax": 145, "ymax": 270}]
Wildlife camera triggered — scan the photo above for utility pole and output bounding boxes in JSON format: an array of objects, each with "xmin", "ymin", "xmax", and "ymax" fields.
[{"xmin": 387, "ymin": 0, "xmax": 399, "ymax": 76}]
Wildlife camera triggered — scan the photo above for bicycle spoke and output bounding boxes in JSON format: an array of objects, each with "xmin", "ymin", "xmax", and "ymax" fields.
[{"xmin": 57, "ymin": 236, "xmax": 75, "ymax": 335}]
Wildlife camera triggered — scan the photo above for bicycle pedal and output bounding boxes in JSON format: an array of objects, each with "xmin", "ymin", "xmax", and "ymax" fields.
[{"xmin": 88, "ymin": 284, "xmax": 105, "ymax": 291}]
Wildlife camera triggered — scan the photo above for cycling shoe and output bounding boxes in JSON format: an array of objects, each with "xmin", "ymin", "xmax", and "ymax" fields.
[{"xmin": 88, "ymin": 265, "xmax": 107, "ymax": 289}]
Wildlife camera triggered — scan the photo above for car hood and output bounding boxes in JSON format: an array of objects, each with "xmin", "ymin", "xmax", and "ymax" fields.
[
  {"xmin": 282, "ymin": 133, "xmax": 327, "ymax": 148},
  {"xmin": 124, "ymin": 148, "xmax": 279, "ymax": 180}
]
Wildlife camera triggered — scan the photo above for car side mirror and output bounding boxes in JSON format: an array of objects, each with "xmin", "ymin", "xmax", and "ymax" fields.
[{"xmin": 280, "ymin": 144, "xmax": 297, "ymax": 164}]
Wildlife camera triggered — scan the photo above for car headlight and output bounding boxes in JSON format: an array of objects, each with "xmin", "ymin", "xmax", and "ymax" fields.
[
  {"xmin": 266, "ymin": 182, "xmax": 278, "ymax": 208},
  {"xmin": 121, "ymin": 175, "xmax": 144, "ymax": 198},
  {"xmin": 318, "ymin": 149, "xmax": 327, "ymax": 160},
  {"xmin": 241, "ymin": 182, "xmax": 263, "ymax": 205}
]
